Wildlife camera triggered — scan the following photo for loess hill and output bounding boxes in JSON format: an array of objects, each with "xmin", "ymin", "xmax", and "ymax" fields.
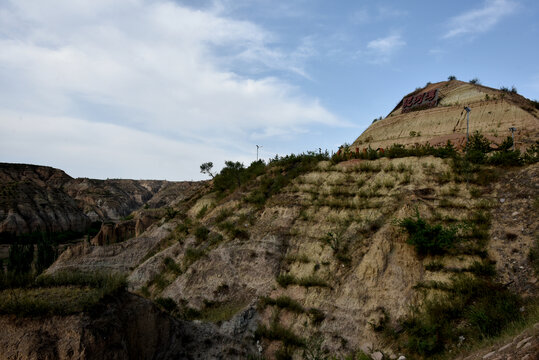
[
  {"xmin": 1, "ymin": 80, "xmax": 539, "ymax": 360},
  {"xmin": 351, "ymin": 79, "xmax": 539, "ymax": 151}
]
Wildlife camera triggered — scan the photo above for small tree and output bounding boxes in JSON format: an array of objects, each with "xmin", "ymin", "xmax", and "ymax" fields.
[
  {"xmin": 469, "ymin": 78, "xmax": 480, "ymax": 84},
  {"xmin": 200, "ymin": 162, "xmax": 215, "ymax": 178},
  {"xmin": 448, "ymin": 75, "xmax": 457, "ymax": 81}
]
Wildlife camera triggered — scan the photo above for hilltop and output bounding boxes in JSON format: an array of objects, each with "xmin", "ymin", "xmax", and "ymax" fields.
[{"xmin": 351, "ymin": 80, "xmax": 539, "ymax": 151}]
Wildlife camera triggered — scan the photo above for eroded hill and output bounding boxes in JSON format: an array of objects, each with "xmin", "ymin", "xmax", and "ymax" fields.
[{"xmin": 14, "ymin": 152, "xmax": 536, "ymax": 360}]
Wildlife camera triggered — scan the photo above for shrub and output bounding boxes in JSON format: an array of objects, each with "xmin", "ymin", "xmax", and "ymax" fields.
[
  {"xmin": 260, "ymin": 296, "xmax": 305, "ymax": 313},
  {"xmin": 469, "ymin": 260, "xmax": 496, "ymax": 277},
  {"xmin": 399, "ymin": 211, "xmax": 458, "ymax": 256},
  {"xmin": 276, "ymin": 274, "xmax": 296, "ymax": 288},
  {"xmin": 163, "ymin": 257, "xmax": 182, "ymax": 275},
  {"xmin": 255, "ymin": 322, "xmax": 305, "ymax": 348},
  {"xmin": 155, "ymin": 297, "xmax": 178, "ymax": 312},
  {"xmin": 488, "ymin": 150, "xmax": 522, "ymax": 166},
  {"xmin": 194, "ymin": 226, "xmax": 210, "ymax": 242},
  {"xmin": 401, "ymin": 275, "xmax": 521, "ymax": 356},
  {"xmin": 196, "ymin": 205, "xmax": 208, "ymax": 219},
  {"xmin": 448, "ymin": 75, "xmax": 456, "ymax": 81},
  {"xmin": 183, "ymin": 247, "xmax": 205, "ymax": 269},
  {"xmin": 276, "ymin": 274, "xmax": 329, "ymax": 288}
]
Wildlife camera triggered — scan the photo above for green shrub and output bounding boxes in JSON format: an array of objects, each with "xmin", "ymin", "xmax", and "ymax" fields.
[
  {"xmin": 183, "ymin": 247, "xmax": 206, "ymax": 269},
  {"xmin": 194, "ymin": 226, "xmax": 210, "ymax": 242},
  {"xmin": 155, "ymin": 297, "xmax": 178, "ymax": 312},
  {"xmin": 488, "ymin": 150, "xmax": 522, "ymax": 166},
  {"xmin": 399, "ymin": 211, "xmax": 458, "ymax": 256},
  {"xmin": 276, "ymin": 274, "xmax": 329, "ymax": 288},
  {"xmin": 401, "ymin": 275, "xmax": 521, "ymax": 356},
  {"xmin": 469, "ymin": 260, "xmax": 496, "ymax": 277},
  {"xmin": 163, "ymin": 257, "xmax": 182, "ymax": 275},
  {"xmin": 196, "ymin": 205, "xmax": 208, "ymax": 219},
  {"xmin": 276, "ymin": 274, "xmax": 296, "ymax": 288},
  {"xmin": 255, "ymin": 322, "xmax": 305, "ymax": 348},
  {"xmin": 260, "ymin": 296, "xmax": 305, "ymax": 313}
]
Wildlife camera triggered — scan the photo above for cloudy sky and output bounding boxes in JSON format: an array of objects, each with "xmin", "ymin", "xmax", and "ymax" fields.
[{"xmin": 1, "ymin": 0, "xmax": 538, "ymax": 180}]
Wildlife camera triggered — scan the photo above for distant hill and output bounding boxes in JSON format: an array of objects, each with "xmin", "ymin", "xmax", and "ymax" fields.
[
  {"xmin": 0, "ymin": 163, "xmax": 202, "ymax": 239},
  {"xmin": 351, "ymin": 79, "xmax": 539, "ymax": 151}
]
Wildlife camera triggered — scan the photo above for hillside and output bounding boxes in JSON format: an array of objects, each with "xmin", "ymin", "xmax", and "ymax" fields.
[
  {"xmin": 1, "ymin": 81, "xmax": 538, "ymax": 360},
  {"xmin": 3, "ymin": 151, "xmax": 533, "ymax": 359},
  {"xmin": 351, "ymin": 80, "xmax": 539, "ymax": 151}
]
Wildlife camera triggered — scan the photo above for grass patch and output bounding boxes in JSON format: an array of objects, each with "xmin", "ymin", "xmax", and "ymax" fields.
[
  {"xmin": 0, "ymin": 271, "xmax": 127, "ymax": 317},
  {"xmin": 276, "ymin": 274, "xmax": 329, "ymax": 288},
  {"xmin": 400, "ymin": 275, "xmax": 522, "ymax": 357},
  {"xmin": 260, "ymin": 296, "xmax": 305, "ymax": 313},
  {"xmin": 183, "ymin": 247, "xmax": 206, "ymax": 269},
  {"xmin": 197, "ymin": 301, "xmax": 245, "ymax": 323},
  {"xmin": 255, "ymin": 322, "xmax": 305, "ymax": 348},
  {"xmin": 163, "ymin": 256, "xmax": 182, "ymax": 275}
]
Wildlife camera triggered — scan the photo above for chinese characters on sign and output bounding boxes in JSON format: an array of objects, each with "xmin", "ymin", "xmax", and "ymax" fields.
[{"xmin": 402, "ymin": 88, "xmax": 439, "ymax": 113}]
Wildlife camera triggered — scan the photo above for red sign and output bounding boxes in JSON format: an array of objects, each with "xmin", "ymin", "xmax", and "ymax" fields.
[{"xmin": 402, "ymin": 89, "xmax": 438, "ymax": 113}]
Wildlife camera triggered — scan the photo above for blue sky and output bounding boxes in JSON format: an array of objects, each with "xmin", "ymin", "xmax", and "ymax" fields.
[{"xmin": 0, "ymin": 0, "xmax": 538, "ymax": 180}]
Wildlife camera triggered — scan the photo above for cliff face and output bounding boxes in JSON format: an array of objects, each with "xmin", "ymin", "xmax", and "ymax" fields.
[
  {"xmin": 351, "ymin": 80, "xmax": 539, "ymax": 151},
  {"xmin": 0, "ymin": 163, "xmax": 203, "ymax": 238},
  {"xmin": 0, "ymin": 292, "xmax": 256, "ymax": 360}
]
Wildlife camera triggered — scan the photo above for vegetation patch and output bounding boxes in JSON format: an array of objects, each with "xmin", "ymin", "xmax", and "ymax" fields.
[
  {"xmin": 399, "ymin": 275, "xmax": 522, "ymax": 357},
  {"xmin": 0, "ymin": 271, "xmax": 127, "ymax": 317},
  {"xmin": 399, "ymin": 211, "xmax": 459, "ymax": 256},
  {"xmin": 276, "ymin": 274, "xmax": 330, "ymax": 288},
  {"xmin": 260, "ymin": 295, "xmax": 305, "ymax": 313}
]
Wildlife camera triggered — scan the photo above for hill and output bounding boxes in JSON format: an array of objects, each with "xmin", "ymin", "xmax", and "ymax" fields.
[
  {"xmin": 351, "ymin": 80, "xmax": 539, "ymax": 151},
  {"xmin": 1, "ymin": 82, "xmax": 538, "ymax": 360}
]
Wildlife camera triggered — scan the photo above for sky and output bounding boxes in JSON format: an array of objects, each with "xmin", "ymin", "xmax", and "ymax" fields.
[{"xmin": 0, "ymin": 0, "xmax": 538, "ymax": 180}]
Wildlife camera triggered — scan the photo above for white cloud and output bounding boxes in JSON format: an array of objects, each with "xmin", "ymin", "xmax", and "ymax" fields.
[
  {"xmin": 443, "ymin": 0, "xmax": 517, "ymax": 39},
  {"xmin": 365, "ymin": 34, "xmax": 406, "ymax": 64},
  {"xmin": 351, "ymin": 6, "xmax": 407, "ymax": 25},
  {"xmin": 0, "ymin": 110, "xmax": 248, "ymax": 180},
  {"xmin": 0, "ymin": 0, "xmax": 342, "ymax": 179}
]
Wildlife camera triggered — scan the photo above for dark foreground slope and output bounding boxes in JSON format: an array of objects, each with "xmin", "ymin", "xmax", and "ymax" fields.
[{"xmin": 0, "ymin": 291, "xmax": 255, "ymax": 360}]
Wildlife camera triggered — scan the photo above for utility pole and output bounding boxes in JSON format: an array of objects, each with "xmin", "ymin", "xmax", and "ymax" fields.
[
  {"xmin": 464, "ymin": 106, "xmax": 471, "ymax": 148},
  {"xmin": 509, "ymin": 127, "xmax": 517, "ymax": 151},
  {"xmin": 256, "ymin": 145, "xmax": 262, "ymax": 161}
]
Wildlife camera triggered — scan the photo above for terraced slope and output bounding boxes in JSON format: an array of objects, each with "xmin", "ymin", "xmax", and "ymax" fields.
[
  {"xmin": 351, "ymin": 80, "xmax": 539, "ymax": 151},
  {"xmin": 44, "ymin": 156, "xmax": 539, "ymax": 359}
]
